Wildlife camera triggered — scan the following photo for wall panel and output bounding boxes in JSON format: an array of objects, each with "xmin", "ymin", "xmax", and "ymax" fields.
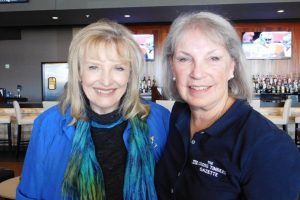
[{"xmin": 131, "ymin": 21, "xmax": 300, "ymax": 79}]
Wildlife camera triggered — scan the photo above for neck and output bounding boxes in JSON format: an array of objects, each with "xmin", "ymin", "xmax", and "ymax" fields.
[{"xmin": 190, "ymin": 96, "xmax": 235, "ymax": 138}]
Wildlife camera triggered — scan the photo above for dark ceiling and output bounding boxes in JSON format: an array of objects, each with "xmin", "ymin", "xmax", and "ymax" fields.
[{"xmin": 1, "ymin": 2, "xmax": 300, "ymax": 28}]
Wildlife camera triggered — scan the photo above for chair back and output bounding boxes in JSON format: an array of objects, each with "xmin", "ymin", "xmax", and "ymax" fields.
[
  {"xmin": 13, "ymin": 101, "xmax": 22, "ymax": 124},
  {"xmin": 156, "ymin": 100, "xmax": 175, "ymax": 112},
  {"xmin": 250, "ymin": 99, "xmax": 260, "ymax": 111},
  {"xmin": 282, "ymin": 98, "xmax": 292, "ymax": 123}
]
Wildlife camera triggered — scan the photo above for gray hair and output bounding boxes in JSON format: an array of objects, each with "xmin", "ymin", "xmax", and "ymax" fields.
[
  {"xmin": 161, "ymin": 11, "xmax": 252, "ymax": 101},
  {"xmin": 60, "ymin": 19, "xmax": 149, "ymax": 124}
]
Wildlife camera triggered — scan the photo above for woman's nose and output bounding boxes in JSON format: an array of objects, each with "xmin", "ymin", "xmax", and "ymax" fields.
[
  {"xmin": 99, "ymin": 69, "xmax": 112, "ymax": 86},
  {"xmin": 190, "ymin": 61, "xmax": 206, "ymax": 80}
]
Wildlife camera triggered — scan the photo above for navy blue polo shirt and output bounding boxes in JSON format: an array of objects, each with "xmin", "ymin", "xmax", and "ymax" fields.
[{"xmin": 155, "ymin": 99, "xmax": 300, "ymax": 200}]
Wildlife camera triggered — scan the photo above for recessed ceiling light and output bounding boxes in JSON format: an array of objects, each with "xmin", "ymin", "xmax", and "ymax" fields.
[
  {"xmin": 124, "ymin": 14, "xmax": 131, "ymax": 18},
  {"xmin": 277, "ymin": 10, "xmax": 285, "ymax": 13},
  {"xmin": 52, "ymin": 16, "xmax": 59, "ymax": 20}
]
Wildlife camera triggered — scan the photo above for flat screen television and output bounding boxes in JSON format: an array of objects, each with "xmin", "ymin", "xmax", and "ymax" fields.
[
  {"xmin": 0, "ymin": 0, "xmax": 29, "ymax": 3},
  {"xmin": 132, "ymin": 34, "xmax": 154, "ymax": 61},
  {"xmin": 241, "ymin": 31, "xmax": 292, "ymax": 60}
]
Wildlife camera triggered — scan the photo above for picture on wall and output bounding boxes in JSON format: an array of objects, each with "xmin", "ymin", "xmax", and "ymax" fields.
[
  {"xmin": 132, "ymin": 34, "xmax": 155, "ymax": 61},
  {"xmin": 241, "ymin": 31, "xmax": 292, "ymax": 60}
]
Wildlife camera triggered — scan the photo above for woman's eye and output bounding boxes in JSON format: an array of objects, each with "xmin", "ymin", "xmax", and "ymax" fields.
[
  {"xmin": 210, "ymin": 56, "xmax": 221, "ymax": 61},
  {"xmin": 88, "ymin": 65, "xmax": 98, "ymax": 70},
  {"xmin": 176, "ymin": 57, "xmax": 190, "ymax": 63},
  {"xmin": 115, "ymin": 65, "xmax": 125, "ymax": 71}
]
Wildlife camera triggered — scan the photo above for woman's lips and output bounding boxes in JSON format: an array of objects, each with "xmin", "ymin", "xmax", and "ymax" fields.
[
  {"xmin": 95, "ymin": 88, "xmax": 115, "ymax": 94},
  {"xmin": 189, "ymin": 86, "xmax": 210, "ymax": 91}
]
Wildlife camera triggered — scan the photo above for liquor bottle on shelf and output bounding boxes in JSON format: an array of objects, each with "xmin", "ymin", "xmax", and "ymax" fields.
[
  {"xmin": 265, "ymin": 84, "xmax": 272, "ymax": 93},
  {"xmin": 271, "ymin": 83, "xmax": 276, "ymax": 94},
  {"xmin": 251, "ymin": 74, "xmax": 300, "ymax": 94},
  {"xmin": 277, "ymin": 84, "xmax": 281, "ymax": 94},
  {"xmin": 294, "ymin": 80, "xmax": 298, "ymax": 93},
  {"xmin": 147, "ymin": 76, "xmax": 152, "ymax": 92},
  {"xmin": 142, "ymin": 76, "xmax": 147, "ymax": 93},
  {"xmin": 281, "ymin": 84, "xmax": 285, "ymax": 94},
  {"xmin": 152, "ymin": 77, "xmax": 156, "ymax": 87}
]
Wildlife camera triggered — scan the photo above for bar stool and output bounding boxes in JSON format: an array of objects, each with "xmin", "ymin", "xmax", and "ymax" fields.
[
  {"xmin": 156, "ymin": 100, "xmax": 175, "ymax": 112},
  {"xmin": 42, "ymin": 101, "xmax": 59, "ymax": 111},
  {"xmin": 264, "ymin": 98, "xmax": 292, "ymax": 132},
  {"xmin": 294, "ymin": 116, "xmax": 300, "ymax": 146},
  {"xmin": 0, "ymin": 115, "xmax": 12, "ymax": 150},
  {"xmin": 13, "ymin": 101, "xmax": 37, "ymax": 159}
]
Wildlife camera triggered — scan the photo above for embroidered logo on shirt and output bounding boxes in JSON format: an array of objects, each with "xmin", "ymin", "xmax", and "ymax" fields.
[
  {"xmin": 192, "ymin": 159, "xmax": 227, "ymax": 178},
  {"xmin": 150, "ymin": 136, "xmax": 158, "ymax": 148}
]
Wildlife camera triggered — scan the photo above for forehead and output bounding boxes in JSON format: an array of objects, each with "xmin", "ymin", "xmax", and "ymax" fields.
[
  {"xmin": 175, "ymin": 28, "xmax": 226, "ymax": 51},
  {"xmin": 83, "ymin": 39, "xmax": 130, "ymax": 63}
]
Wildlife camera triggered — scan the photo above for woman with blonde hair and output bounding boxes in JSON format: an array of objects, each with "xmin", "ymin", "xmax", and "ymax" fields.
[{"xmin": 17, "ymin": 20, "xmax": 170, "ymax": 200}]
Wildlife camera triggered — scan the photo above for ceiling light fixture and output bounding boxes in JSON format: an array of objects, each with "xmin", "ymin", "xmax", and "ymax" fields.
[
  {"xmin": 124, "ymin": 14, "xmax": 131, "ymax": 18},
  {"xmin": 52, "ymin": 16, "xmax": 59, "ymax": 20},
  {"xmin": 277, "ymin": 10, "xmax": 285, "ymax": 13}
]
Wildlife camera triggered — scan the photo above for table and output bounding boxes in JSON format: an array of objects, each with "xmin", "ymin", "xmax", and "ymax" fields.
[{"xmin": 0, "ymin": 176, "xmax": 20, "ymax": 199}]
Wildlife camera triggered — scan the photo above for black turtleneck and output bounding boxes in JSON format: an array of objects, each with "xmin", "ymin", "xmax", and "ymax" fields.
[{"xmin": 88, "ymin": 108, "xmax": 128, "ymax": 200}]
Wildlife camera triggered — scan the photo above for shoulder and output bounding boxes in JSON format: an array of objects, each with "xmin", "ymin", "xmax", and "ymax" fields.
[
  {"xmin": 240, "ymin": 113, "xmax": 300, "ymax": 194},
  {"xmin": 170, "ymin": 101, "xmax": 189, "ymax": 121},
  {"xmin": 36, "ymin": 105, "xmax": 64, "ymax": 123},
  {"xmin": 144, "ymin": 100, "xmax": 170, "ymax": 133},
  {"xmin": 142, "ymin": 100, "xmax": 171, "ymax": 161},
  {"xmin": 234, "ymin": 102, "xmax": 292, "ymax": 150},
  {"xmin": 33, "ymin": 105, "xmax": 73, "ymax": 138},
  {"xmin": 146, "ymin": 100, "xmax": 171, "ymax": 116},
  {"xmin": 236, "ymin": 104, "xmax": 299, "ymax": 170},
  {"xmin": 241, "ymin": 106, "xmax": 288, "ymax": 141},
  {"xmin": 144, "ymin": 100, "xmax": 170, "ymax": 130}
]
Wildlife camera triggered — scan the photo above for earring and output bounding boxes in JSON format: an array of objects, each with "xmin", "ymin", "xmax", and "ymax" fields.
[{"xmin": 172, "ymin": 77, "xmax": 176, "ymax": 81}]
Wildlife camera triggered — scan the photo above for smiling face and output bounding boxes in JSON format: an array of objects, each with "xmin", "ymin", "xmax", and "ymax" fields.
[
  {"xmin": 80, "ymin": 43, "xmax": 130, "ymax": 115},
  {"xmin": 171, "ymin": 28, "xmax": 235, "ymax": 112}
]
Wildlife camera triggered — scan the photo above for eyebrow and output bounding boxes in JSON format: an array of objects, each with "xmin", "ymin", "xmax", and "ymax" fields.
[
  {"xmin": 175, "ymin": 48, "xmax": 221, "ymax": 56},
  {"xmin": 85, "ymin": 58, "xmax": 126, "ymax": 65}
]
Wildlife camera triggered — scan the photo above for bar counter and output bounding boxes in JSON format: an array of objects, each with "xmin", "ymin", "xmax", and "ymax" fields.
[
  {"xmin": 0, "ymin": 102, "xmax": 42, "ymax": 108},
  {"xmin": 0, "ymin": 103, "xmax": 43, "ymax": 116}
]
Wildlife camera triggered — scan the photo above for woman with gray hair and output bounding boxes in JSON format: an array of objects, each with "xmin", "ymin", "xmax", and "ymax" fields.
[
  {"xmin": 155, "ymin": 11, "xmax": 300, "ymax": 200},
  {"xmin": 17, "ymin": 20, "xmax": 170, "ymax": 200}
]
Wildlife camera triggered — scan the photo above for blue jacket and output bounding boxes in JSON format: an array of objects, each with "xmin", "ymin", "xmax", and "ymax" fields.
[{"xmin": 17, "ymin": 101, "xmax": 170, "ymax": 200}]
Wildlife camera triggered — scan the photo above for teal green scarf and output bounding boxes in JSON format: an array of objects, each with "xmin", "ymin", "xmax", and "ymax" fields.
[{"xmin": 61, "ymin": 115, "xmax": 157, "ymax": 200}]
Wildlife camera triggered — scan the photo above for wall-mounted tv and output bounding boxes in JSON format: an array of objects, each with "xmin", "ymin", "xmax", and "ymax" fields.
[
  {"xmin": 132, "ymin": 34, "xmax": 154, "ymax": 61},
  {"xmin": 0, "ymin": 0, "xmax": 29, "ymax": 3},
  {"xmin": 242, "ymin": 31, "xmax": 292, "ymax": 60}
]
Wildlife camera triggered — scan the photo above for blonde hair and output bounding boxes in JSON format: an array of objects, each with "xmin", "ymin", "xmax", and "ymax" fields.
[
  {"xmin": 60, "ymin": 20, "xmax": 149, "ymax": 124},
  {"xmin": 162, "ymin": 11, "xmax": 252, "ymax": 101}
]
